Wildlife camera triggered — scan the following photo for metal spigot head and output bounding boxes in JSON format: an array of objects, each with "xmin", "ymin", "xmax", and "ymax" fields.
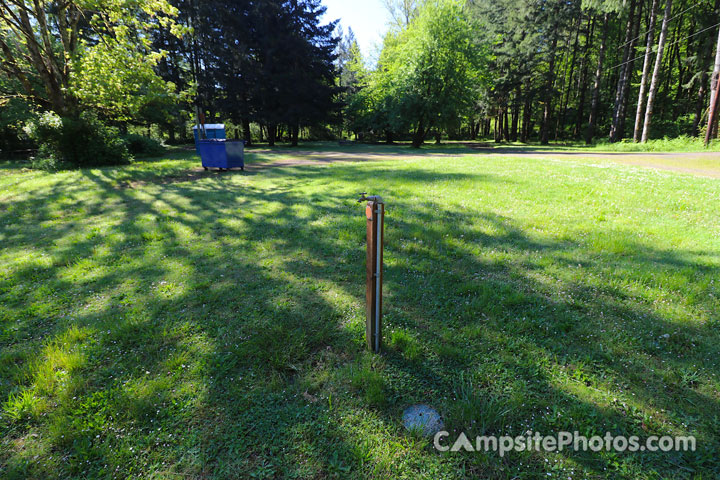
[{"xmin": 358, "ymin": 193, "xmax": 384, "ymax": 204}]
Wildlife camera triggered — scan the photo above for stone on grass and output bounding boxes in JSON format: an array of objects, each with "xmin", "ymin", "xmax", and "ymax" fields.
[{"xmin": 402, "ymin": 404, "xmax": 443, "ymax": 436}]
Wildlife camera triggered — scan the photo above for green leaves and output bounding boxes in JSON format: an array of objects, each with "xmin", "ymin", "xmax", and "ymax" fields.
[
  {"xmin": 345, "ymin": 0, "xmax": 490, "ymax": 142},
  {"xmin": 0, "ymin": 0, "xmax": 182, "ymax": 122},
  {"xmin": 70, "ymin": 41, "xmax": 176, "ymax": 122}
]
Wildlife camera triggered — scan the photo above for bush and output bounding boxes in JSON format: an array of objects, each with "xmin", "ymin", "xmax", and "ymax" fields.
[
  {"xmin": 25, "ymin": 111, "xmax": 131, "ymax": 169},
  {"xmin": 0, "ymin": 98, "xmax": 35, "ymax": 157},
  {"xmin": 307, "ymin": 125, "xmax": 337, "ymax": 141},
  {"xmin": 121, "ymin": 134, "xmax": 165, "ymax": 157}
]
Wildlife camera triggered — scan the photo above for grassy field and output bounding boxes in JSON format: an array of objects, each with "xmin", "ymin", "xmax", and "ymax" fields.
[
  {"xmin": 480, "ymin": 136, "xmax": 720, "ymax": 152},
  {"xmin": 1, "ymin": 146, "xmax": 719, "ymax": 479}
]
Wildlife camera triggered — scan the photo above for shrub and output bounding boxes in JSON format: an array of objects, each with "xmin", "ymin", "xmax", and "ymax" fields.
[
  {"xmin": 307, "ymin": 125, "xmax": 337, "ymax": 141},
  {"xmin": 122, "ymin": 134, "xmax": 165, "ymax": 157},
  {"xmin": 0, "ymin": 98, "xmax": 35, "ymax": 157},
  {"xmin": 25, "ymin": 111, "xmax": 131, "ymax": 169}
]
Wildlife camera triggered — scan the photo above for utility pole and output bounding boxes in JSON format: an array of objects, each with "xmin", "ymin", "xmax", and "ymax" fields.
[
  {"xmin": 705, "ymin": 25, "xmax": 720, "ymax": 146},
  {"xmin": 359, "ymin": 193, "xmax": 385, "ymax": 353}
]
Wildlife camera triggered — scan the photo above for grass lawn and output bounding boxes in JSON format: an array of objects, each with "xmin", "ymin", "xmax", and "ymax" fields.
[
  {"xmin": 481, "ymin": 136, "xmax": 720, "ymax": 152},
  {"xmin": 1, "ymin": 147, "xmax": 719, "ymax": 479}
]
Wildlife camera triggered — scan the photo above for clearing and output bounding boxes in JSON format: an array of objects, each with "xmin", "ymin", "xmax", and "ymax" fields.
[{"xmin": 1, "ymin": 145, "xmax": 719, "ymax": 479}]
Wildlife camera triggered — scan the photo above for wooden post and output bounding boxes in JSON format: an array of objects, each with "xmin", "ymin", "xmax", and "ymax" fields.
[{"xmin": 360, "ymin": 194, "xmax": 384, "ymax": 353}]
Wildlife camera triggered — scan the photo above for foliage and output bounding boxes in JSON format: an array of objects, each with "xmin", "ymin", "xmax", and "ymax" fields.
[
  {"xmin": 0, "ymin": 0, "xmax": 183, "ymax": 122},
  {"xmin": 382, "ymin": 0, "xmax": 419, "ymax": 28},
  {"xmin": 346, "ymin": 0, "xmax": 490, "ymax": 146},
  {"xmin": 70, "ymin": 42, "xmax": 180, "ymax": 123},
  {"xmin": 0, "ymin": 97, "xmax": 34, "ymax": 155},
  {"xmin": 340, "ymin": 40, "xmax": 378, "ymax": 137},
  {"xmin": 122, "ymin": 134, "xmax": 166, "ymax": 157},
  {"xmin": 465, "ymin": 0, "xmax": 720, "ymax": 144},
  {"xmin": 25, "ymin": 111, "xmax": 131, "ymax": 168},
  {"xmin": 192, "ymin": 0, "xmax": 340, "ymax": 145}
]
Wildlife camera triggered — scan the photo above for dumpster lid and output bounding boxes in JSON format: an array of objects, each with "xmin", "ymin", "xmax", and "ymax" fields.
[{"xmin": 193, "ymin": 124, "xmax": 224, "ymax": 129}]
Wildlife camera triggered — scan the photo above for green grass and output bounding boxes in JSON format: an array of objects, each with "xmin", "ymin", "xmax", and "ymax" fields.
[
  {"xmin": 1, "ymin": 148, "xmax": 719, "ymax": 479},
  {"xmin": 587, "ymin": 136, "xmax": 720, "ymax": 152},
  {"xmin": 429, "ymin": 135, "xmax": 720, "ymax": 153}
]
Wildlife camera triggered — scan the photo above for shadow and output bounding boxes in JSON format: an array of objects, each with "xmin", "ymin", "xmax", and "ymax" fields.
[{"xmin": 0, "ymin": 157, "xmax": 718, "ymax": 478}]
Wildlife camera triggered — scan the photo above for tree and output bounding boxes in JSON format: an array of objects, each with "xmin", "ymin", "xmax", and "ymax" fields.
[
  {"xmin": 337, "ymin": 27, "xmax": 360, "ymax": 89},
  {"xmin": 382, "ymin": 0, "xmax": 419, "ymax": 28},
  {"xmin": 340, "ymin": 38, "xmax": 373, "ymax": 138},
  {"xmin": 633, "ymin": 0, "xmax": 659, "ymax": 142},
  {"xmin": 609, "ymin": 0, "xmax": 639, "ymax": 143},
  {"xmin": 378, "ymin": 0, "xmax": 489, "ymax": 147},
  {"xmin": 641, "ymin": 0, "xmax": 673, "ymax": 142},
  {"xmin": 250, "ymin": 0, "xmax": 339, "ymax": 146},
  {"xmin": 586, "ymin": 13, "xmax": 609, "ymax": 144},
  {"xmin": 0, "ymin": 0, "xmax": 182, "ymax": 120},
  {"xmin": 190, "ymin": 0, "xmax": 339, "ymax": 146}
]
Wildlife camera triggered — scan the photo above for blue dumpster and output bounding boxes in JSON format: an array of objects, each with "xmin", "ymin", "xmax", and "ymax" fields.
[
  {"xmin": 197, "ymin": 139, "xmax": 244, "ymax": 171},
  {"xmin": 193, "ymin": 124, "xmax": 226, "ymax": 144}
]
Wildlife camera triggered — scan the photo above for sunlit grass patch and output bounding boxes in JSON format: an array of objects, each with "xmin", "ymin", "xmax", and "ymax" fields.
[{"xmin": 1, "ymin": 149, "xmax": 719, "ymax": 478}]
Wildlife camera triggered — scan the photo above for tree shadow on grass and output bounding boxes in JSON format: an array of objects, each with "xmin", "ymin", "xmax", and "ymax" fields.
[{"xmin": 0, "ymin": 161, "xmax": 718, "ymax": 478}]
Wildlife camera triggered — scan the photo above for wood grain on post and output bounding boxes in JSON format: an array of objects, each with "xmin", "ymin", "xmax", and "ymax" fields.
[{"xmin": 365, "ymin": 199, "xmax": 384, "ymax": 352}]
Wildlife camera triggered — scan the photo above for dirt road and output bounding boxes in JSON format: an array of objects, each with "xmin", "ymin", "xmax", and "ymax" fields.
[{"xmin": 243, "ymin": 147, "xmax": 720, "ymax": 178}]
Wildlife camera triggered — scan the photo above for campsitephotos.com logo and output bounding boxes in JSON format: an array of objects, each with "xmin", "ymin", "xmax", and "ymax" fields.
[{"xmin": 434, "ymin": 431, "xmax": 696, "ymax": 457}]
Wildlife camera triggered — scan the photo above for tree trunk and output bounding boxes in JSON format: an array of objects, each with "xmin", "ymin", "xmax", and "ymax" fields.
[
  {"xmin": 574, "ymin": 17, "xmax": 595, "ymax": 138},
  {"xmin": 412, "ymin": 118, "xmax": 426, "ymax": 148},
  {"xmin": 693, "ymin": 62, "xmax": 710, "ymax": 136},
  {"xmin": 522, "ymin": 89, "xmax": 532, "ymax": 142},
  {"xmin": 268, "ymin": 123, "xmax": 277, "ymax": 146},
  {"xmin": 694, "ymin": 0, "xmax": 720, "ymax": 135},
  {"xmin": 642, "ymin": 0, "xmax": 673, "ymax": 143},
  {"xmin": 558, "ymin": 16, "xmax": 583, "ymax": 140},
  {"xmin": 586, "ymin": 13, "xmax": 609, "ymax": 144},
  {"xmin": 671, "ymin": 14, "xmax": 690, "ymax": 121},
  {"xmin": 385, "ymin": 130, "xmax": 394, "ymax": 144},
  {"xmin": 634, "ymin": 0, "xmax": 659, "ymax": 141},
  {"xmin": 242, "ymin": 119, "xmax": 252, "ymax": 146},
  {"xmin": 609, "ymin": 0, "xmax": 639, "ymax": 142},
  {"xmin": 503, "ymin": 108, "xmax": 510, "ymax": 141},
  {"xmin": 291, "ymin": 124, "xmax": 299, "ymax": 146},
  {"xmin": 511, "ymin": 87, "xmax": 520, "ymax": 141},
  {"xmin": 0, "ymin": 5, "xmax": 70, "ymax": 114},
  {"xmin": 497, "ymin": 110, "xmax": 503, "ymax": 141},
  {"xmin": 659, "ymin": 19, "xmax": 682, "ymax": 118},
  {"xmin": 618, "ymin": 0, "xmax": 644, "ymax": 138},
  {"xmin": 541, "ymin": 28, "xmax": 559, "ymax": 145},
  {"xmin": 705, "ymin": 24, "xmax": 720, "ymax": 145}
]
